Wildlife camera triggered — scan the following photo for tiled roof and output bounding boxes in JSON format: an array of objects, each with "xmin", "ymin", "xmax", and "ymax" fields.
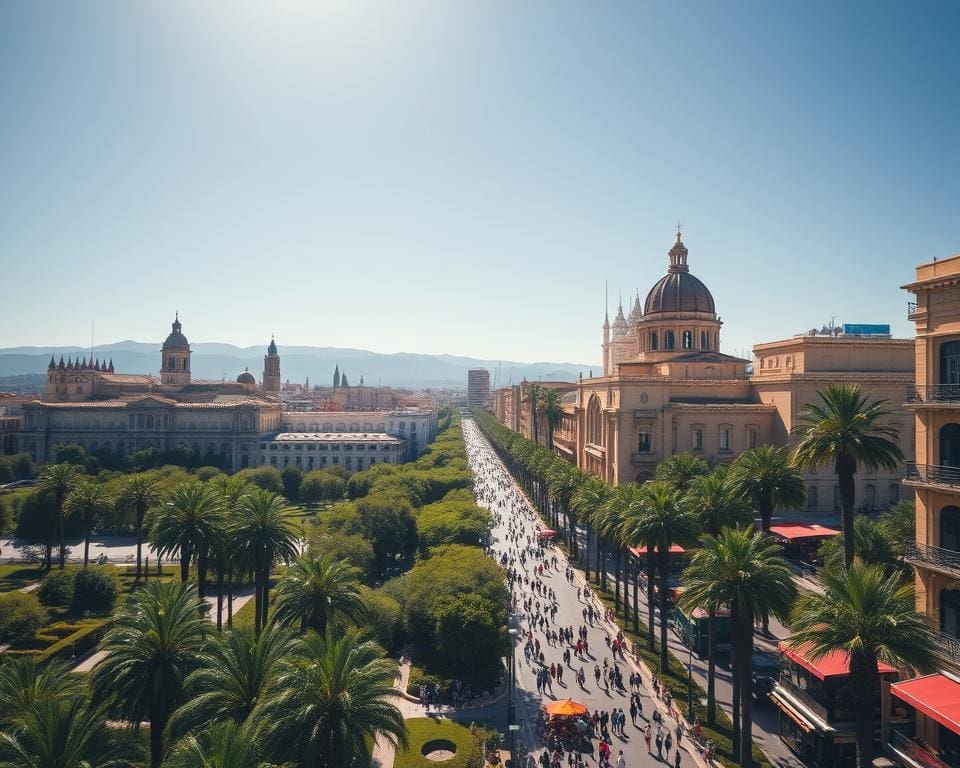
[{"xmin": 271, "ymin": 432, "xmax": 402, "ymax": 443}]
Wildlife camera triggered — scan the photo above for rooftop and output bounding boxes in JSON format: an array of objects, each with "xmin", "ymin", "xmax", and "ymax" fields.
[{"xmin": 270, "ymin": 432, "xmax": 403, "ymax": 443}]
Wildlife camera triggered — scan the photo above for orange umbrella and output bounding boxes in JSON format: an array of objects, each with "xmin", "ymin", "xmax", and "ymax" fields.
[{"xmin": 544, "ymin": 698, "xmax": 589, "ymax": 716}]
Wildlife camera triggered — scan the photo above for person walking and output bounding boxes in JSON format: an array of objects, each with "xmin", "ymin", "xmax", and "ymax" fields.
[
  {"xmin": 644, "ymin": 724, "xmax": 652, "ymax": 753},
  {"xmin": 617, "ymin": 751, "xmax": 625, "ymax": 768},
  {"xmin": 655, "ymin": 729, "xmax": 663, "ymax": 759},
  {"xmin": 665, "ymin": 730, "xmax": 673, "ymax": 759},
  {"xmin": 674, "ymin": 750, "xmax": 681, "ymax": 768}
]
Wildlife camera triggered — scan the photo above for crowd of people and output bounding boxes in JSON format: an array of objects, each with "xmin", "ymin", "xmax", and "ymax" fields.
[{"xmin": 463, "ymin": 419, "xmax": 699, "ymax": 768}]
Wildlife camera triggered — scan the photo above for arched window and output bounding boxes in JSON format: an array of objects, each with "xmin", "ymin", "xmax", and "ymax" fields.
[
  {"xmin": 586, "ymin": 396, "xmax": 602, "ymax": 445},
  {"xmin": 941, "ymin": 341, "xmax": 960, "ymax": 385},
  {"xmin": 941, "ymin": 505, "xmax": 960, "ymax": 552},
  {"xmin": 146, "ymin": 415, "xmax": 154, "ymax": 429},
  {"xmin": 701, "ymin": 331, "xmax": 707, "ymax": 350},
  {"xmin": 664, "ymin": 331, "xmax": 675, "ymax": 350},
  {"xmin": 864, "ymin": 484, "xmax": 876, "ymax": 511},
  {"xmin": 649, "ymin": 332, "xmax": 658, "ymax": 351},
  {"xmin": 942, "ymin": 587, "xmax": 960, "ymax": 638},
  {"xmin": 682, "ymin": 331, "xmax": 693, "ymax": 349},
  {"xmin": 940, "ymin": 424, "xmax": 960, "ymax": 468}
]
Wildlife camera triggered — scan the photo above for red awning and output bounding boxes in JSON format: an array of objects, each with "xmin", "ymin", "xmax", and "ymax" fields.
[
  {"xmin": 769, "ymin": 524, "xmax": 839, "ymax": 540},
  {"xmin": 891, "ymin": 674, "xmax": 960, "ymax": 735},
  {"xmin": 778, "ymin": 642, "xmax": 897, "ymax": 680},
  {"xmin": 539, "ymin": 529, "xmax": 558, "ymax": 538},
  {"xmin": 629, "ymin": 544, "xmax": 686, "ymax": 557}
]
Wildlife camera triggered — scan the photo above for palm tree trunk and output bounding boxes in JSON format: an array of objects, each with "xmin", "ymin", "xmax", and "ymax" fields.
[
  {"xmin": 584, "ymin": 524, "xmax": 592, "ymax": 580},
  {"xmin": 180, "ymin": 548, "xmax": 190, "ymax": 583},
  {"xmin": 657, "ymin": 552, "xmax": 670, "ymax": 674},
  {"xmin": 57, "ymin": 506, "xmax": 66, "ymax": 569},
  {"xmin": 739, "ymin": 610, "xmax": 756, "ymax": 768},
  {"xmin": 707, "ymin": 609, "xmax": 717, "ymax": 725},
  {"xmin": 197, "ymin": 546, "xmax": 209, "ymax": 599},
  {"xmin": 614, "ymin": 547, "xmax": 621, "ymax": 612},
  {"xmin": 216, "ymin": 558, "xmax": 224, "ymax": 631},
  {"xmin": 632, "ymin": 565, "xmax": 640, "ymax": 635},
  {"xmin": 646, "ymin": 556, "xmax": 656, "ymax": 651},
  {"xmin": 149, "ymin": 709, "xmax": 164, "ymax": 768},
  {"xmin": 227, "ymin": 565, "xmax": 234, "ymax": 628},
  {"xmin": 731, "ymin": 648, "xmax": 741, "ymax": 762},
  {"xmin": 135, "ymin": 510, "xmax": 144, "ymax": 579},
  {"xmin": 83, "ymin": 519, "xmax": 90, "ymax": 568},
  {"xmin": 623, "ymin": 551, "xmax": 631, "ymax": 623},
  {"xmin": 595, "ymin": 535, "xmax": 602, "ymax": 586},
  {"xmin": 839, "ymin": 462, "xmax": 857, "ymax": 568},
  {"xmin": 852, "ymin": 656, "xmax": 880, "ymax": 768}
]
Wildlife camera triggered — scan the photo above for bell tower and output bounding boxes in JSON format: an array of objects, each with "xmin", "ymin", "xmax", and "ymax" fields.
[
  {"xmin": 263, "ymin": 336, "xmax": 280, "ymax": 394},
  {"xmin": 160, "ymin": 313, "xmax": 192, "ymax": 386}
]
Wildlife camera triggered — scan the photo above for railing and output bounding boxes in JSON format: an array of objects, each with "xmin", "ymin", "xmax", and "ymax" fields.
[
  {"xmin": 906, "ymin": 386, "xmax": 960, "ymax": 404},
  {"xmin": 904, "ymin": 462, "xmax": 960, "ymax": 488},
  {"xmin": 904, "ymin": 540, "xmax": 960, "ymax": 577},
  {"xmin": 936, "ymin": 631, "xmax": 960, "ymax": 665},
  {"xmin": 890, "ymin": 730, "xmax": 955, "ymax": 768},
  {"xmin": 908, "ymin": 301, "xmax": 919, "ymax": 316}
]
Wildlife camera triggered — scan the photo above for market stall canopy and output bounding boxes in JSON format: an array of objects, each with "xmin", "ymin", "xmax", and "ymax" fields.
[
  {"xmin": 779, "ymin": 642, "xmax": 896, "ymax": 680},
  {"xmin": 629, "ymin": 544, "xmax": 685, "ymax": 557},
  {"xmin": 544, "ymin": 698, "xmax": 589, "ymax": 716},
  {"xmin": 768, "ymin": 523, "xmax": 839, "ymax": 540},
  {"xmin": 539, "ymin": 529, "xmax": 558, "ymax": 538},
  {"xmin": 891, "ymin": 674, "xmax": 960, "ymax": 735}
]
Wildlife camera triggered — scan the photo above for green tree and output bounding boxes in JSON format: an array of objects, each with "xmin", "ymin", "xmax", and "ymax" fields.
[
  {"xmin": 151, "ymin": 482, "xmax": 225, "ymax": 590},
  {"xmin": 682, "ymin": 468, "xmax": 752, "ymax": 723},
  {"xmin": 792, "ymin": 383, "xmax": 904, "ymax": 567},
  {"xmin": 280, "ymin": 466, "xmax": 302, "ymax": 501},
  {"xmin": 165, "ymin": 624, "xmax": 294, "ymax": 744},
  {"xmin": 273, "ymin": 554, "xmax": 366, "ymax": 635},
  {"xmin": 880, "ymin": 500, "xmax": 916, "ymax": 560},
  {"xmin": 117, "ymin": 472, "xmax": 162, "ymax": 579},
  {"xmin": 0, "ymin": 698, "xmax": 119, "ymax": 768},
  {"xmin": 63, "ymin": 481, "xmax": 111, "ymax": 568},
  {"xmin": 790, "ymin": 562, "xmax": 936, "ymax": 768},
  {"xmin": 818, "ymin": 516, "xmax": 903, "ymax": 577},
  {"xmin": 635, "ymin": 481, "xmax": 699, "ymax": 673},
  {"xmin": 571, "ymin": 477, "xmax": 610, "ymax": 582},
  {"xmin": 0, "ymin": 658, "xmax": 80, "ymax": 726},
  {"xmin": 91, "ymin": 581, "xmax": 213, "ymax": 768},
  {"xmin": 681, "ymin": 528, "xmax": 796, "ymax": 767},
  {"xmin": 162, "ymin": 720, "xmax": 274, "ymax": 768},
  {"xmin": 525, "ymin": 382, "xmax": 543, "ymax": 445},
  {"xmin": 256, "ymin": 631, "xmax": 407, "ymax": 768},
  {"xmin": 232, "ymin": 489, "xmax": 300, "ymax": 635},
  {"xmin": 209, "ymin": 475, "xmax": 253, "ymax": 628},
  {"xmin": 728, "ymin": 445, "xmax": 806, "ymax": 532},
  {"xmin": 35, "ymin": 463, "xmax": 80, "ymax": 569},
  {"xmin": 654, "ymin": 453, "xmax": 709, "ymax": 495},
  {"xmin": 539, "ymin": 388, "xmax": 564, "ymax": 449}
]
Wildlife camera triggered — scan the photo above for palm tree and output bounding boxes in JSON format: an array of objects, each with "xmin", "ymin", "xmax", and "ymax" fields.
[
  {"xmin": 210, "ymin": 475, "xmax": 253, "ymax": 628},
  {"xmin": 117, "ymin": 472, "xmax": 162, "ymax": 579},
  {"xmin": 165, "ymin": 624, "xmax": 294, "ymax": 744},
  {"xmin": 571, "ymin": 477, "xmax": 609, "ymax": 581},
  {"xmin": 231, "ymin": 489, "xmax": 300, "ymax": 635},
  {"xmin": 654, "ymin": 453, "xmax": 709, "ymax": 494},
  {"xmin": 681, "ymin": 527, "xmax": 796, "ymax": 767},
  {"xmin": 728, "ymin": 445, "xmax": 806, "ymax": 532},
  {"xmin": 63, "ymin": 481, "xmax": 111, "ymax": 568},
  {"xmin": 635, "ymin": 481, "xmax": 699, "ymax": 673},
  {"xmin": 0, "ymin": 658, "xmax": 81, "ymax": 726},
  {"xmin": 789, "ymin": 562, "xmax": 936, "ymax": 768},
  {"xmin": 539, "ymin": 388, "xmax": 564, "ymax": 450},
  {"xmin": 683, "ymin": 469, "xmax": 752, "ymax": 724},
  {"xmin": 793, "ymin": 383, "xmax": 904, "ymax": 567},
  {"xmin": 0, "ymin": 698, "xmax": 119, "ymax": 768},
  {"xmin": 150, "ymin": 482, "xmax": 225, "ymax": 590},
  {"xmin": 255, "ymin": 630, "xmax": 407, "ymax": 768},
  {"xmin": 162, "ymin": 721, "xmax": 273, "ymax": 768},
  {"xmin": 91, "ymin": 581, "xmax": 213, "ymax": 768},
  {"xmin": 273, "ymin": 554, "xmax": 365, "ymax": 635},
  {"xmin": 616, "ymin": 486, "xmax": 653, "ymax": 636},
  {"xmin": 525, "ymin": 382, "xmax": 543, "ymax": 444},
  {"xmin": 35, "ymin": 463, "xmax": 80, "ymax": 569}
]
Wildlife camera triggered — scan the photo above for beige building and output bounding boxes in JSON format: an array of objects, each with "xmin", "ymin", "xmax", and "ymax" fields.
[{"xmin": 495, "ymin": 232, "xmax": 914, "ymax": 515}]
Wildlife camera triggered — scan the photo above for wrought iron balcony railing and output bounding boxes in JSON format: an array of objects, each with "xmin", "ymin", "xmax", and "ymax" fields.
[
  {"xmin": 904, "ymin": 462, "xmax": 960, "ymax": 488},
  {"xmin": 890, "ymin": 730, "xmax": 954, "ymax": 768},
  {"xmin": 904, "ymin": 540, "xmax": 960, "ymax": 578},
  {"xmin": 908, "ymin": 301, "xmax": 919, "ymax": 317},
  {"xmin": 906, "ymin": 385, "xmax": 960, "ymax": 404}
]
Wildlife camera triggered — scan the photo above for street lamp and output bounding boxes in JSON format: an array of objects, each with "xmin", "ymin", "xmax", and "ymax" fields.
[
  {"xmin": 687, "ymin": 638, "xmax": 695, "ymax": 723},
  {"xmin": 508, "ymin": 627, "xmax": 519, "ymax": 767}
]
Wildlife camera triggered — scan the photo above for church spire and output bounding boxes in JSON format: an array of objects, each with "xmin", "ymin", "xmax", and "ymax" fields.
[{"xmin": 333, "ymin": 364, "xmax": 341, "ymax": 388}]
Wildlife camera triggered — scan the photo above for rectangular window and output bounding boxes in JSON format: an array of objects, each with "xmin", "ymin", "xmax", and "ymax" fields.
[
  {"xmin": 720, "ymin": 429, "xmax": 730, "ymax": 452},
  {"xmin": 692, "ymin": 429, "xmax": 703, "ymax": 451},
  {"xmin": 747, "ymin": 429, "xmax": 757, "ymax": 449},
  {"xmin": 637, "ymin": 431, "xmax": 651, "ymax": 453}
]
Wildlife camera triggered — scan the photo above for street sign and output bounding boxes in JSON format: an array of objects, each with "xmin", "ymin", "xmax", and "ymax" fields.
[{"xmin": 509, "ymin": 724, "xmax": 520, "ymax": 732}]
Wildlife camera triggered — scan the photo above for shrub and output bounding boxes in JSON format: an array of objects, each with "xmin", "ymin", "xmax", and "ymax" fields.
[
  {"xmin": 281, "ymin": 466, "xmax": 303, "ymax": 500},
  {"xmin": 38, "ymin": 569, "xmax": 75, "ymax": 607},
  {"xmin": 0, "ymin": 592, "xmax": 46, "ymax": 645},
  {"xmin": 71, "ymin": 567, "xmax": 119, "ymax": 613},
  {"xmin": 195, "ymin": 466, "xmax": 223, "ymax": 482}
]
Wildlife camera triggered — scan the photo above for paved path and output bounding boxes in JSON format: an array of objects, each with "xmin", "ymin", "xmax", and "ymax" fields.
[{"xmin": 464, "ymin": 418, "xmax": 709, "ymax": 768}]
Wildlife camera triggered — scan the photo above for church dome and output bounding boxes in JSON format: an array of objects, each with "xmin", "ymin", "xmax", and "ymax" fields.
[
  {"xmin": 643, "ymin": 234, "xmax": 716, "ymax": 315},
  {"xmin": 163, "ymin": 314, "xmax": 189, "ymax": 348},
  {"xmin": 237, "ymin": 370, "xmax": 256, "ymax": 385}
]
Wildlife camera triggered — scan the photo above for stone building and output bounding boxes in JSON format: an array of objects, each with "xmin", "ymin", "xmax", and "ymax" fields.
[{"xmin": 494, "ymin": 232, "xmax": 914, "ymax": 515}]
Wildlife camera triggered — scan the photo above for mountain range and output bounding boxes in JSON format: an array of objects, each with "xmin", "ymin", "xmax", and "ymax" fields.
[{"xmin": 0, "ymin": 341, "xmax": 598, "ymax": 389}]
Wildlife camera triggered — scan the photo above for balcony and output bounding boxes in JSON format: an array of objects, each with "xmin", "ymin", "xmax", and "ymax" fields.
[
  {"xmin": 936, "ymin": 631, "xmax": 960, "ymax": 666},
  {"xmin": 904, "ymin": 462, "xmax": 960, "ymax": 490},
  {"xmin": 906, "ymin": 386, "xmax": 960, "ymax": 406},
  {"xmin": 631, "ymin": 452, "xmax": 657, "ymax": 465},
  {"xmin": 889, "ymin": 729, "xmax": 955, "ymax": 768},
  {"xmin": 908, "ymin": 301, "xmax": 920, "ymax": 319},
  {"xmin": 904, "ymin": 540, "xmax": 960, "ymax": 579}
]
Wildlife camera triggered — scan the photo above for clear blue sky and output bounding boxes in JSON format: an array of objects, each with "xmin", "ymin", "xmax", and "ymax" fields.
[{"xmin": 1, "ymin": 1, "xmax": 957, "ymax": 365}]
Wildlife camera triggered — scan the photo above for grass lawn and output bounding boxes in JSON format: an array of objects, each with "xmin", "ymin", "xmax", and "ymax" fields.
[
  {"xmin": 0, "ymin": 563, "xmax": 51, "ymax": 592},
  {"xmin": 394, "ymin": 717, "xmax": 494, "ymax": 768}
]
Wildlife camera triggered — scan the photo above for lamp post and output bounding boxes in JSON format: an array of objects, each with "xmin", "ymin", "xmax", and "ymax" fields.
[
  {"xmin": 508, "ymin": 627, "xmax": 518, "ymax": 767},
  {"xmin": 687, "ymin": 638, "xmax": 695, "ymax": 723}
]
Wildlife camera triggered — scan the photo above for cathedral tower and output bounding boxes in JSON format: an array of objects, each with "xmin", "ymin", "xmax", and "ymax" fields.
[
  {"xmin": 160, "ymin": 314, "xmax": 191, "ymax": 385},
  {"xmin": 263, "ymin": 336, "xmax": 280, "ymax": 394}
]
